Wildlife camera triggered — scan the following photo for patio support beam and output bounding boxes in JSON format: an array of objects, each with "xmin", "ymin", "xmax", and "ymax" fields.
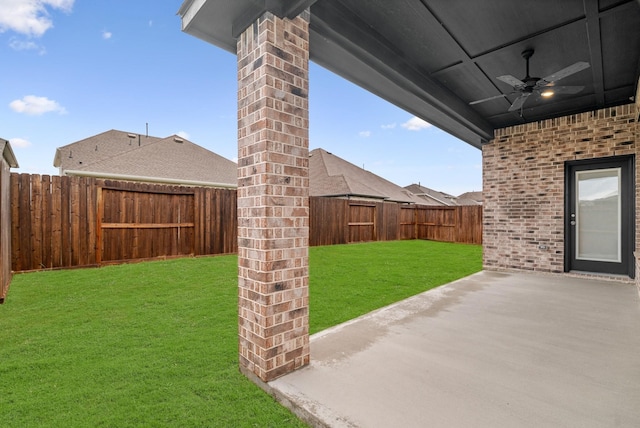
[{"xmin": 236, "ymin": 9, "xmax": 311, "ymax": 382}]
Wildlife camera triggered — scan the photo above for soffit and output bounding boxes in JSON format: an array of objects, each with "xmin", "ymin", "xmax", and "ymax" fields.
[{"xmin": 179, "ymin": 0, "xmax": 640, "ymax": 148}]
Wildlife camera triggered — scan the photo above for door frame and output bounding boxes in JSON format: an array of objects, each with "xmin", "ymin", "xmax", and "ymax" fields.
[{"xmin": 564, "ymin": 155, "xmax": 635, "ymax": 277}]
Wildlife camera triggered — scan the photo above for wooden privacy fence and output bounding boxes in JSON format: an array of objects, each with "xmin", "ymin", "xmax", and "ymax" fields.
[
  {"xmin": 10, "ymin": 174, "xmax": 237, "ymax": 272},
  {"xmin": 9, "ymin": 174, "xmax": 481, "ymax": 272},
  {"xmin": 308, "ymin": 197, "xmax": 482, "ymax": 246}
]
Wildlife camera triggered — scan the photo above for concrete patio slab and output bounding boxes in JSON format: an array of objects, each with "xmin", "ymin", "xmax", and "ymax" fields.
[{"xmin": 268, "ymin": 271, "xmax": 640, "ymax": 427}]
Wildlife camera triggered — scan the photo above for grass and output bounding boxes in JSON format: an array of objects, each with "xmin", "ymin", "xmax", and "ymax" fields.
[
  {"xmin": 0, "ymin": 240, "xmax": 481, "ymax": 427},
  {"xmin": 309, "ymin": 240, "xmax": 482, "ymax": 333}
]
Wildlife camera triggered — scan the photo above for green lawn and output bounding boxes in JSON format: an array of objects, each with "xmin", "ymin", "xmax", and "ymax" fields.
[
  {"xmin": 309, "ymin": 240, "xmax": 482, "ymax": 333},
  {"xmin": 0, "ymin": 240, "xmax": 481, "ymax": 427}
]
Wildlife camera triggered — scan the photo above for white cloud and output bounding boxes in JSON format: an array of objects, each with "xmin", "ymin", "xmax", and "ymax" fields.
[
  {"xmin": 9, "ymin": 95, "xmax": 67, "ymax": 115},
  {"xmin": 101, "ymin": 30, "xmax": 112, "ymax": 40},
  {"xmin": 0, "ymin": 0, "xmax": 74, "ymax": 37},
  {"xmin": 401, "ymin": 116, "xmax": 432, "ymax": 131},
  {"xmin": 9, "ymin": 37, "xmax": 37, "ymax": 50},
  {"xmin": 359, "ymin": 130, "xmax": 371, "ymax": 137},
  {"xmin": 9, "ymin": 137, "xmax": 32, "ymax": 148},
  {"xmin": 176, "ymin": 131, "xmax": 190, "ymax": 140},
  {"xmin": 381, "ymin": 123, "xmax": 396, "ymax": 129}
]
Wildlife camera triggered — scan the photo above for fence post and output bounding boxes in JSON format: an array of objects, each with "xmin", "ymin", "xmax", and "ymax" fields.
[
  {"xmin": 1, "ymin": 141, "xmax": 18, "ymax": 302},
  {"xmin": 96, "ymin": 187, "xmax": 103, "ymax": 265}
]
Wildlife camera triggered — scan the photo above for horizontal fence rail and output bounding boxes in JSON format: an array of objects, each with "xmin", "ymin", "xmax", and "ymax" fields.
[{"xmin": 9, "ymin": 174, "xmax": 481, "ymax": 272}]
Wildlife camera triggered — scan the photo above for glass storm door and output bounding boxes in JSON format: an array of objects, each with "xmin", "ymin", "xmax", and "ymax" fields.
[{"xmin": 566, "ymin": 157, "xmax": 634, "ymax": 277}]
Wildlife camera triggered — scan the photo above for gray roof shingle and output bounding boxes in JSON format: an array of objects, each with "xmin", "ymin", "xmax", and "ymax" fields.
[
  {"xmin": 404, "ymin": 184, "xmax": 483, "ymax": 206},
  {"xmin": 404, "ymin": 183, "xmax": 458, "ymax": 206},
  {"xmin": 310, "ymin": 148, "xmax": 425, "ymax": 204},
  {"xmin": 54, "ymin": 130, "xmax": 236, "ymax": 186},
  {"xmin": 457, "ymin": 191, "xmax": 483, "ymax": 205}
]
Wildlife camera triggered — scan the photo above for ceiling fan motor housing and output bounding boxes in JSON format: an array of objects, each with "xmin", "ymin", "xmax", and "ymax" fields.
[
  {"xmin": 521, "ymin": 49, "xmax": 540, "ymax": 90},
  {"xmin": 524, "ymin": 78, "xmax": 540, "ymax": 91}
]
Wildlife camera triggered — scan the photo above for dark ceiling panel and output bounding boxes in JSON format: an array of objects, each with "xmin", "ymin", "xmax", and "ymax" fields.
[
  {"xmin": 336, "ymin": 0, "xmax": 464, "ymax": 72},
  {"xmin": 600, "ymin": 5, "xmax": 640, "ymax": 91},
  {"xmin": 605, "ymin": 86, "xmax": 636, "ymax": 105},
  {"xmin": 435, "ymin": 63, "xmax": 501, "ymax": 108},
  {"xmin": 425, "ymin": 0, "xmax": 586, "ymax": 57},
  {"xmin": 598, "ymin": 0, "xmax": 631, "ymax": 11}
]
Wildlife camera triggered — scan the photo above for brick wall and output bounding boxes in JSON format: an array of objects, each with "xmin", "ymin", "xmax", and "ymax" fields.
[
  {"xmin": 483, "ymin": 104, "xmax": 638, "ymax": 275},
  {"xmin": 236, "ymin": 11, "xmax": 310, "ymax": 382}
]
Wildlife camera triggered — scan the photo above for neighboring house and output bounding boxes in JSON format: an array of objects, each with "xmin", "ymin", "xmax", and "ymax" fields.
[
  {"xmin": 53, "ymin": 129, "xmax": 237, "ymax": 187},
  {"xmin": 403, "ymin": 183, "xmax": 458, "ymax": 206},
  {"xmin": 310, "ymin": 148, "xmax": 426, "ymax": 204},
  {"xmin": 456, "ymin": 191, "xmax": 483, "ymax": 206},
  {"xmin": 403, "ymin": 184, "xmax": 482, "ymax": 206}
]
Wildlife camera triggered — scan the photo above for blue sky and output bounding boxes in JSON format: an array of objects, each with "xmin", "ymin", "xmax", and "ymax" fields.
[{"xmin": 0, "ymin": 0, "xmax": 482, "ymax": 195}]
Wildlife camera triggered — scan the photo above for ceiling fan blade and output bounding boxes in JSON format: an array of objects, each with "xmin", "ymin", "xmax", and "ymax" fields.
[
  {"xmin": 469, "ymin": 93, "xmax": 507, "ymax": 105},
  {"xmin": 537, "ymin": 61, "xmax": 590, "ymax": 85},
  {"xmin": 508, "ymin": 93, "xmax": 530, "ymax": 112},
  {"xmin": 544, "ymin": 85, "xmax": 585, "ymax": 95},
  {"xmin": 497, "ymin": 75, "xmax": 526, "ymax": 88}
]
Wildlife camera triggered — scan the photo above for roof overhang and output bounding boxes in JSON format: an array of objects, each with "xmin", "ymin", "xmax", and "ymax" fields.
[
  {"xmin": 178, "ymin": 0, "xmax": 640, "ymax": 149},
  {"xmin": 1, "ymin": 139, "xmax": 19, "ymax": 168}
]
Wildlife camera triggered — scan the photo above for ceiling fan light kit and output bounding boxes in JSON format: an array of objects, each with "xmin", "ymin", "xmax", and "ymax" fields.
[{"xmin": 470, "ymin": 49, "xmax": 591, "ymax": 114}]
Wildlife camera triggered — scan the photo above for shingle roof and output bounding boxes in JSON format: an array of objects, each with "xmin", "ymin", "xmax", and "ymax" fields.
[
  {"xmin": 403, "ymin": 184, "xmax": 459, "ymax": 206},
  {"xmin": 404, "ymin": 184, "xmax": 483, "ymax": 206},
  {"xmin": 54, "ymin": 130, "xmax": 237, "ymax": 186},
  {"xmin": 310, "ymin": 148, "xmax": 425, "ymax": 204},
  {"xmin": 457, "ymin": 191, "xmax": 483, "ymax": 205},
  {"xmin": 54, "ymin": 129, "xmax": 162, "ymax": 170}
]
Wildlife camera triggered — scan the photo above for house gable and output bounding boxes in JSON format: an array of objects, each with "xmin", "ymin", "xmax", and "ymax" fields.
[
  {"xmin": 404, "ymin": 183, "xmax": 457, "ymax": 206},
  {"xmin": 54, "ymin": 129, "xmax": 161, "ymax": 173},
  {"xmin": 309, "ymin": 148, "xmax": 424, "ymax": 204},
  {"xmin": 54, "ymin": 130, "xmax": 237, "ymax": 187}
]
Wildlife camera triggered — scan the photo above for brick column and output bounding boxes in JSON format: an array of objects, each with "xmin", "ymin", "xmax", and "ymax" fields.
[{"xmin": 236, "ymin": 11, "xmax": 310, "ymax": 382}]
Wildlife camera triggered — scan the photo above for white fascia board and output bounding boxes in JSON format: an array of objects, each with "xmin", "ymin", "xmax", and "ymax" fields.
[{"xmin": 1, "ymin": 139, "xmax": 19, "ymax": 168}]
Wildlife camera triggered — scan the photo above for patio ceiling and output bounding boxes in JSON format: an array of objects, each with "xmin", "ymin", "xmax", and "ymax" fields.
[{"xmin": 178, "ymin": 0, "xmax": 640, "ymax": 148}]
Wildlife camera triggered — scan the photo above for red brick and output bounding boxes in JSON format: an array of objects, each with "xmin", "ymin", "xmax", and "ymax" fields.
[
  {"xmin": 237, "ymin": 10, "xmax": 310, "ymax": 383},
  {"xmin": 484, "ymin": 104, "xmax": 638, "ymax": 277}
]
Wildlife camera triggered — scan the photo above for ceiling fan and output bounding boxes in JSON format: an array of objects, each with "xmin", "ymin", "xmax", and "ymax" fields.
[{"xmin": 470, "ymin": 49, "xmax": 590, "ymax": 113}]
